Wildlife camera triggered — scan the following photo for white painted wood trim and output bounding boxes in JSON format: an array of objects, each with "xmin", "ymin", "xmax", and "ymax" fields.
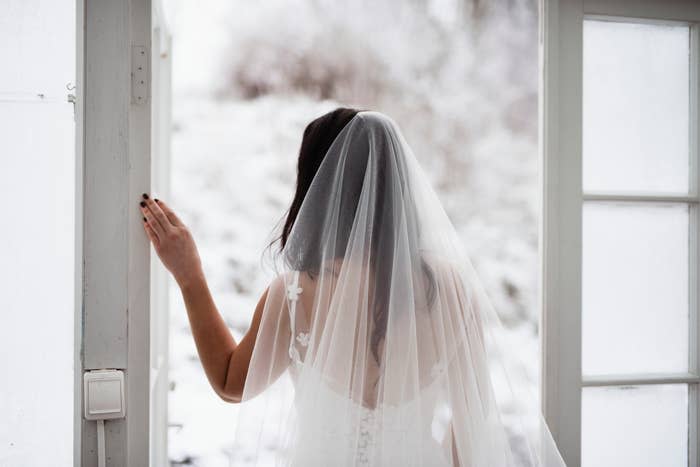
[
  {"xmin": 127, "ymin": 0, "xmax": 152, "ymax": 464},
  {"xmin": 76, "ymin": 0, "xmax": 152, "ymax": 465},
  {"xmin": 689, "ymin": 20, "xmax": 700, "ymax": 467},
  {"xmin": 540, "ymin": 0, "xmax": 583, "ymax": 465},
  {"xmin": 584, "ymin": 0, "xmax": 700, "ymax": 22},
  {"xmin": 582, "ymin": 373, "xmax": 700, "ymax": 387},
  {"xmin": 149, "ymin": 1, "xmax": 172, "ymax": 464},
  {"xmin": 74, "ymin": 0, "xmax": 85, "ymax": 464},
  {"xmin": 582, "ymin": 193, "xmax": 700, "ymax": 203}
]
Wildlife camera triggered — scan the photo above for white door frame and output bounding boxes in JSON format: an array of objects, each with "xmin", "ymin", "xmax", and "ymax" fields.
[
  {"xmin": 74, "ymin": 0, "xmax": 152, "ymax": 464},
  {"xmin": 539, "ymin": 1, "xmax": 584, "ymax": 463},
  {"xmin": 540, "ymin": 0, "xmax": 700, "ymax": 465},
  {"xmin": 149, "ymin": 1, "xmax": 172, "ymax": 465}
]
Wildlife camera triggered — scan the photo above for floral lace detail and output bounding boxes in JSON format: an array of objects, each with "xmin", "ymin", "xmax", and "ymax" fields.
[
  {"xmin": 286, "ymin": 283, "xmax": 303, "ymax": 301},
  {"xmin": 289, "ymin": 345, "xmax": 303, "ymax": 365},
  {"xmin": 287, "ymin": 271, "xmax": 305, "ymax": 365},
  {"xmin": 296, "ymin": 332, "xmax": 310, "ymax": 347},
  {"xmin": 357, "ymin": 408, "xmax": 377, "ymax": 465},
  {"xmin": 290, "ymin": 332, "xmax": 309, "ymax": 364}
]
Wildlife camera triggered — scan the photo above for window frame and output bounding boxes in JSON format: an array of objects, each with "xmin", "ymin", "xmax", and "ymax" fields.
[
  {"xmin": 540, "ymin": 0, "xmax": 700, "ymax": 465},
  {"xmin": 149, "ymin": 1, "xmax": 172, "ymax": 465}
]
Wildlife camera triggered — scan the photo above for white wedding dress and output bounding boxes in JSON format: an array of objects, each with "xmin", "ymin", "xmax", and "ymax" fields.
[
  {"xmin": 233, "ymin": 111, "xmax": 566, "ymax": 466},
  {"xmin": 285, "ymin": 271, "xmax": 451, "ymax": 467}
]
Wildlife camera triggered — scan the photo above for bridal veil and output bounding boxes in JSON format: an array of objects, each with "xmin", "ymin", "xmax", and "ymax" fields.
[{"xmin": 232, "ymin": 111, "xmax": 566, "ymax": 466}]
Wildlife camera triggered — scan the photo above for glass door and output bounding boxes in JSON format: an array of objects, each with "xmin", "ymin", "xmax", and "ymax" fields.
[
  {"xmin": 581, "ymin": 18, "xmax": 694, "ymax": 467},
  {"xmin": 541, "ymin": 1, "xmax": 700, "ymax": 465}
]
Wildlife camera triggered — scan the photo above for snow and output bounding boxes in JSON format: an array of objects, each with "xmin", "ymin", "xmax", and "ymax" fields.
[{"xmin": 164, "ymin": 1, "xmax": 541, "ymax": 465}]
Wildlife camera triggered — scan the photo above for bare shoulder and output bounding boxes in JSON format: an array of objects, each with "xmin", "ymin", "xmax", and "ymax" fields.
[
  {"xmin": 263, "ymin": 270, "xmax": 316, "ymax": 308},
  {"xmin": 256, "ymin": 272, "xmax": 296, "ymax": 317}
]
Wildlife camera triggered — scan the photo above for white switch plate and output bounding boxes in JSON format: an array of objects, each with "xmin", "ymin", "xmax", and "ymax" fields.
[{"xmin": 84, "ymin": 370, "xmax": 126, "ymax": 420}]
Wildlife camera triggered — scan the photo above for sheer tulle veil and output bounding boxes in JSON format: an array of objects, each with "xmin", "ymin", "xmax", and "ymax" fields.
[{"xmin": 232, "ymin": 111, "xmax": 566, "ymax": 466}]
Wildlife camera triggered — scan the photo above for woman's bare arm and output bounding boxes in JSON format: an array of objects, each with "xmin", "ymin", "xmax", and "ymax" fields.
[
  {"xmin": 178, "ymin": 272, "xmax": 270, "ymax": 402},
  {"xmin": 139, "ymin": 194, "xmax": 274, "ymax": 402},
  {"xmin": 177, "ymin": 272, "xmax": 235, "ymax": 400}
]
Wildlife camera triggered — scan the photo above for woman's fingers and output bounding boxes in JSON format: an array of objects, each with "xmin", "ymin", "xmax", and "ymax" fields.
[
  {"xmin": 141, "ymin": 193, "xmax": 171, "ymax": 233},
  {"xmin": 141, "ymin": 203, "xmax": 164, "ymax": 236},
  {"xmin": 138, "ymin": 194, "xmax": 187, "ymax": 244},
  {"xmin": 143, "ymin": 218, "xmax": 160, "ymax": 246},
  {"xmin": 155, "ymin": 199, "xmax": 184, "ymax": 227},
  {"xmin": 137, "ymin": 193, "xmax": 203, "ymax": 285}
]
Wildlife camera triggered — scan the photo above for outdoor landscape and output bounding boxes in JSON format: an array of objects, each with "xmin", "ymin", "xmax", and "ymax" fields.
[{"xmin": 163, "ymin": 1, "xmax": 541, "ymax": 465}]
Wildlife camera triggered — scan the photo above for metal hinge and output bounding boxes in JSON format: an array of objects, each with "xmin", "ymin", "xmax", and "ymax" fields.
[{"xmin": 131, "ymin": 45, "xmax": 149, "ymax": 105}]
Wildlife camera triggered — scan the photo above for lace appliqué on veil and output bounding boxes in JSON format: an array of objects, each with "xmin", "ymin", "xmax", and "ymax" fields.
[
  {"xmin": 296, "ymin": 332, "xmax": 310, "ymax": 347},
  {"xmin": 286, "ymin": 271, "xmax": 306, "ymax": 365}
]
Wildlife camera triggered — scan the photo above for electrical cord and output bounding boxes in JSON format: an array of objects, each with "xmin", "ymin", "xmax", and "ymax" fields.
[{"xmin": 97, "ymin": 419, "xmax": 106, "ymax": 467}]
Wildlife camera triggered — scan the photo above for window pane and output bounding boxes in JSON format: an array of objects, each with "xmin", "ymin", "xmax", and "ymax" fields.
[
  {"xmin": 582, "ymin": 202, "xmax": 688, "ymax": 375},
  {"xmin": 582, "ymin": 385, "xmax": 688, "ymax": 467},
  {"xmin": 583, "ymin": 20, "xmax": 689, "ymax": 193}
]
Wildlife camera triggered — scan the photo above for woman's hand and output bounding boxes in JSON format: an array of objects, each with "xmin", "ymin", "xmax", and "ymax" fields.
[{"xmin": 139, "ymin": 193, "xmax": 203, "ymax": 288}]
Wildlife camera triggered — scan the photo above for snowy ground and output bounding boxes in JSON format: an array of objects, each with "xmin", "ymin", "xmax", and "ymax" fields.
[{"xmin": 164, "ymin": 1, "xmax": 541, "ymax": 465}]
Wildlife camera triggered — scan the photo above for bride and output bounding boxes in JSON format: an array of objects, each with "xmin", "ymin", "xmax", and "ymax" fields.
[{"xmin": 139, "ymin": 109, "xmax": 566, "ymax": 466}]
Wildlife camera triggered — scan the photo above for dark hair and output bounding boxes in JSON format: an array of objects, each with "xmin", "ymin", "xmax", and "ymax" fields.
[
  {"xmin": 275, "ymin": 107, "xmax": 435, "ymax": 365},
  {"xmin": 279, "ymin": 107, "xmax": 361, "ymax": 248}
]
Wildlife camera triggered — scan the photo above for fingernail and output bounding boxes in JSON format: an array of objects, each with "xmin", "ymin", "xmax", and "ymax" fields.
[
  {"xmin": 142, "ymin": 193, "xmax": 149, "ymax": 199},
  {"xmin": 155, "ymin": 198, "xmax": 159, "ymax": 203},
  {"xmin": 143, "ymin": 217, "xmax": 147, "ymax": 222},
  {"xmin": 140, "ymin": 201, "xmax": 146, "ymax": 207}
]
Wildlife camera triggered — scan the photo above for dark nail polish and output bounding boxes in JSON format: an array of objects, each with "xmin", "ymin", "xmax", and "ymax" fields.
[
  {"xmin": 142, "ymin": 193, "xmax": 149, "ymax": 199},
  {"xmin": 143, "ymin": 217, "xmax": 147, "ymax": 222},
  {"xmin": 140, "ymin": 201, "xmax": 146, "ymax": 207},
  {"xmin": 155, "ymin": 198, "xmax": 159, "ymax": 203}
]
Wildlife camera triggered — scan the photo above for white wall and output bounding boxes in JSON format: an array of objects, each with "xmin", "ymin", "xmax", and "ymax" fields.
[{"xmin": 0, "ymin": 1, "xmax": 75, "ymax": 465}]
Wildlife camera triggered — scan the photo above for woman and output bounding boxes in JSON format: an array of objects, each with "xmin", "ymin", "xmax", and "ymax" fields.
[{"xmin": 140, "ymin": 109, "xmax": 566, "ymax": 466}]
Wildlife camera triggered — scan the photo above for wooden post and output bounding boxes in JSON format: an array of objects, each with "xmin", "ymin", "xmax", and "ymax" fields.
[{"xmin": 76, "ymin": 0, "xmax": 151, "ymax": 464}]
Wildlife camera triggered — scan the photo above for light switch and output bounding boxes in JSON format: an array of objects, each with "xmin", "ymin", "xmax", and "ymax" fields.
[{"xmin": 83, "ymin": 370, "xmax": 126, "ymax": 420}]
